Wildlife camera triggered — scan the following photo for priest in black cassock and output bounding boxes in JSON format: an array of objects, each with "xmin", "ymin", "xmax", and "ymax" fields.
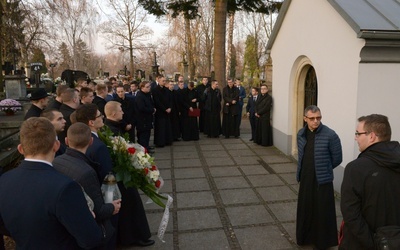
[
  {"xmin": 152, "ymin": 76, "xmax": 173, "ymax": 147},
  {"xmin": 181, "ymin": 82, "xmax": 199, "ymax": 141},
  {"xmin": 254, "ymin": 84, "xmax": 273, "ymax": 146},
  {"xmin": 222, "ymin": 78, "xmax": 240, "ymax": 138},
  {"xmin": 203, "ymin": 80, "xmax": 222, "ymax": 138}
]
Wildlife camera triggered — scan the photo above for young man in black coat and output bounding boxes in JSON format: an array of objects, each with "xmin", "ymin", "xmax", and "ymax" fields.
[
  {"xmin": 340, "ymin": 114, "xmax": 400, "ymax": 249},
  {"xmin": 53, "ymin": 122, "xmax": 121, "ymax": 249}
]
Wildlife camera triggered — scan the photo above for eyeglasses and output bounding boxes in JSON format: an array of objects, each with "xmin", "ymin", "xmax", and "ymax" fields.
[
  {"xmin": 95, "ymin": 114, "xmax": 104, "ymax": 119},
  {"xmin": 355, "ymin": 131, "xmax": 368, "ymax": 137},
  {"xmin": 305, "ymin": 116, "xmax": 322, "ymax": 121}
]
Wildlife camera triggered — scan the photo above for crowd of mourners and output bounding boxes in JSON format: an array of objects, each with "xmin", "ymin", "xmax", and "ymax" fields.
[{"xmin": 0, "ymin": 73, "xmax": 273, "ymax": 249}]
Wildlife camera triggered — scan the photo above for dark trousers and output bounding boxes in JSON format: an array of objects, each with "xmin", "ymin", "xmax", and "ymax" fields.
[
  {"xmin": 137, "ymin": 129, "xmax": 151, "ymax": 149},
  {"xmin": 249, "ymin": 114, "xmax": 256, "ymax": 140},
  {"xmin": 128, "ymin": 125, "xmax": 136, "ymax": 143},
  {"xmin": 199, "ymin": 109, "xmax": 206, "ymax": 132}
]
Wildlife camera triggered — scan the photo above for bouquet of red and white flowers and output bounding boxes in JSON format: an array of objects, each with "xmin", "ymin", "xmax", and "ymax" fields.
[{"xmin": 99, "ymin": 126, "xmax": 167, "ymax": 207}]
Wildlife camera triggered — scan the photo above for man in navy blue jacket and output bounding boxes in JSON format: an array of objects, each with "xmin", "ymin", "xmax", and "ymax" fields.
[
  {"xmin": 296, "ymin": 105, "xmax": 342, "ymax": 250},
  {"xmin": 0, "ymin": 117, "xmax": 102, "ymax": 249}
]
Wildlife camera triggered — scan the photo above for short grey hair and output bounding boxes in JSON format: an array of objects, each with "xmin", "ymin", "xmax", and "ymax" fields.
[{"xmin": 304, "ymin": 105, "xmax": 320, "ymax": 116}]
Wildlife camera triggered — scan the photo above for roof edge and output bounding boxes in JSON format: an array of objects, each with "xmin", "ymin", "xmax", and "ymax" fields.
[
  {"xmin": 326, "ymin": 0, "xmax": 361, "ymax": 34},
  {"xmin": 266, "ymin": 0, "xmax": 292, "ymax": 52},
  {"xmin": 358, "ymin": 30, "xmax": 400, "ymax": 40}
]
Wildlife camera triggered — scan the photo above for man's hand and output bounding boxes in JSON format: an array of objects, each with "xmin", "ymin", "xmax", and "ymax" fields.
[{"xmin": 112, "ymin": 199, "xmax": 121, "ymax": 215}]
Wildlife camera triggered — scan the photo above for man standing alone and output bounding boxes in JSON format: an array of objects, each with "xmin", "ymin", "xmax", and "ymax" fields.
[
  {"xmin": 340, "ymin": 114, "xmax": 400, "ymax": 249},
  {"xmin": 296, "ymin": 105, "xmax": 342, "ymax": 250}
]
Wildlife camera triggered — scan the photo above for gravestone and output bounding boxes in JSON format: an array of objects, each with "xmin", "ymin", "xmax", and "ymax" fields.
[{"xmin": 5, "ymin": 75, "xmax": 26, "ymax": 99}]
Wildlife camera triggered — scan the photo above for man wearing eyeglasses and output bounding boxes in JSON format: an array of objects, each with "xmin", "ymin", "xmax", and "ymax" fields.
[
  {"xmin": 296, "ymin": 105, "xmax": 342, "ymax": 250},
  {"xmin": 339, "ymin": 114, "xmax": 400, "ymax": 249}
]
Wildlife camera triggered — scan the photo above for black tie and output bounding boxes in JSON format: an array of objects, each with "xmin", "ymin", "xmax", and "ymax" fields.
[{"xmin": 253, "ymin": 96, "xmax": 256, "ymax": 101}]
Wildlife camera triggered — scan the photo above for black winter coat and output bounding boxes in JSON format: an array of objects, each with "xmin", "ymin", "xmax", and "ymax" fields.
[{"xmin": 340, "ymin": 141, "xmax": 400, "ymax": 250}]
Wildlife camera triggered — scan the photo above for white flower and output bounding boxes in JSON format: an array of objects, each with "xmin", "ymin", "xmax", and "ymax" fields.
[{"xmin": 149, "ymin": 170, "xmax": 160, "ymax": 181}]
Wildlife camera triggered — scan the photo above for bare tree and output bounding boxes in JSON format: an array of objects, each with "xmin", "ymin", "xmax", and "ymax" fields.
[
  {"xmin": 45, "ymin": 0, "xmax": 99, "ymax": 70},
  {"xmin": 99, "ymin": 0, "xmax": 153, "ymax": 77}
]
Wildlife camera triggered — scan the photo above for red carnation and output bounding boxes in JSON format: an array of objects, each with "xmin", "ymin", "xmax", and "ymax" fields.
[
  {"xmin": 143, "ymin": 168, "xmax": 149, "ymax": 175},
  {"xmin": 151, "ymin": 165, "xmax": 157, "ymax": 171},
  {"xmin": 128, "ymin": 147, "xmax": 136, "ymax": 154},
  {"xmin": 155, "ymin": 180, "xmax": 161, "ymax": 188}
]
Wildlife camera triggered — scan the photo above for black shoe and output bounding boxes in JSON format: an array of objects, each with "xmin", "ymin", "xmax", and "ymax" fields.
[
  {"xmin": 148, "ymin": 146, "xmax": 155, "ymax": 150},
  {"xmin": 249, "ymin": 138, "xmax": 253, "ymax": 141},
  {"xmin": 225, "ymin": 136, "xmax": 229, "ymax": 139},
  {"xmin": 135, "ymin": 239, "xmax": 155, "ymax": 247},
  {"xmin": 234, "ymin": 136, "xmax": 239, "ymax": 138},
  {"xmin": 148, "ymin": 149, "xmax": 155, "ymax": 154}
]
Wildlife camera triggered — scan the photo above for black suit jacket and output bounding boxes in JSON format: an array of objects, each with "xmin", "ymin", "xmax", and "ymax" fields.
[
  {"xmin": 86, "ymin": 133, "xmax": 113, "ymax": 183},
  {"xmin": 92, "ymin": 96, "xmax": 107, "ymax": 116},
  {"xmin": 0, "ymin": 161, "xmax": 102, "ymax": 249},
  {"xmin": 246, "ymin": 95, "xmax": 258, "ymax": 116}
]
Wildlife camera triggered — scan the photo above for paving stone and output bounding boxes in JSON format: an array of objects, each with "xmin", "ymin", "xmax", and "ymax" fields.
[
  {"xmin": 200, "ymin": 144, "xmax": 224, "ymax": 151},
  {"xmin": 172, "ymin": 150, "xmax": 200, "ymax": 159},
  {"xmin": 214, "ymin": 176, "xmax": 250, "ymax": 189},
  {"xmin": 177, "ymin": 208, "xmax": 222, "ymax": 230},
  {"xmin": 268, "ymin": 201, "xmax": 298, "ymax": 221},
  {"xmin": 252, "ymin": 147, "xmax": 282, "ymax": 156},
  {"xmin": 279, "ymin": 173, "xmax": 298, "ymax": 185},
  {"xmin": 221, "ymin": 137, "xmax": 242, "ymax": 142},
  {"xmin": 202, "ymin": 150, "xmax": 230, "ymax": 158},
  {"xmin": 261, "ymin": 155, "xmax": 293, "ymax": 164},
  {"xmin": 154, "ymin": 152, "xmax": 171, "ymax": 160},
  {"xmin": 247, "ymin": 174, "xmax": 285, "ymax": 187},
  {"xmin": 176, "ymin": 191, "xmax": 216, "ymax": 208},
  {"xmin": 234, "ymin": 225, "xmax": 293, "ymax": 249},
  {"xmin": 281, "ymin": 222, "xmax": 296, "ymax": 244},
  {"xmin": 232, "ymin": 156, "xmax": 261, "ymax": 165},
  {"xmin": 226, "ymin": 205, "xmax": 274, "ymax": 226},
  {"xmin": 146, "ymin": 211, "xmax": 173, "ymax": 234},
  {"xmin": 240, "ymin": 165, "xmax": 270, "ymax": 175},
  {"xmin": 174, "ymin": 158, "xmax": 202, "ymax": 168},
  {"xmin": 160, "ymin": 169, "xmax": 171, "ymax": 180},
  {"xmin": 219, "ymin": 188, "xmax": 260, "ymax": 205},
  {"xmin": 155, "ymin": 160, "xmax": 172, "ymax": 169},
  {"xmin": 290, "ymin": 184, "xmax": 300, "ymax": 193},
  {"xmin": 160, "ymin": 179, "xmax": 172, "ymax": 193},
  {"xmin": 257, "ymin": 186, "xmax": 298, "ymax": 201},
  {"xmin": 179, "ymin": 230, "xmax": 230, "ymax": 250},
  {"xmin": 224, "ymin": 143, "xmax": 250, "ymax": 150},
  {"xmin": 205, "ymin": 157, "xmax": 235, "ymax": 166},
  {"xmin": 228, "ymin": 149, "xmax": 256, "ymax": 157},
  {"xmin": 174, "ymin": 168, "xmax": 205, "ymax": 179},
  {"xmin": 175, "ymin": 178, "xmax": 210, "ymax": 192},
  {"xmin": 173, "ymin": 145, "xmax": 197, "ymax": 153},
  {"xmin": 269, "ymin": 163, "xmax": 298, "ymax": 173},
  {"xmin": 209, "ymin": 166, "xmax": 242, "ymax": 177},
  {"xmin": 119, "ymin": 233, "xmax": 174, "ymax": 250}
]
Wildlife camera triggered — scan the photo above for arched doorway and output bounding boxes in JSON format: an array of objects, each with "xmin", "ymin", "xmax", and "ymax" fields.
[{"xmin": 291, "ymin": 59, "xmax": 318, "ymax": 157}]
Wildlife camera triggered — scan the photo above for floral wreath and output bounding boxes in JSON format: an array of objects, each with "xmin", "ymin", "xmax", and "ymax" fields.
[{"xmin": 98, "ymin": 126, "xmax": 167, "ymax": 207}]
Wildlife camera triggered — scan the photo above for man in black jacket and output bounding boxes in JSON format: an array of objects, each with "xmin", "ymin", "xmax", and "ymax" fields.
[
  {"xmin": 340, "ymin": 114, "xmax": 400, "ymax": 249},
  {"xmin": 53, "ymin": 122, "xmax": 121, "ymax": 249}
]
